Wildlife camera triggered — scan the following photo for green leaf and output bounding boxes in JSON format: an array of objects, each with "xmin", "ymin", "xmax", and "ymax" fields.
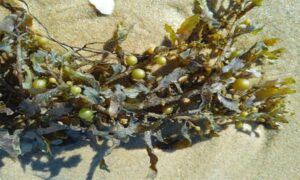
[
  {"xmin": 123, "ymin": 83, "xmax": 149, "ymax": 98},
  {"xmin": 33, "ymin": 86, "xmax": 67, "ymax": 105},
  {"xmin": 251, "ymin": 27, "xmax": 264, "ymax": 35},
  {"xmin": 222, "ymin": 58, "xmax": 245, "ymax": 73},
  {"xmin": 281, "ymin": 77, "xmax": 296, "ymax": 85},
  {"xmin": 252, "ymin": 0, "xmax": 263, "ymax": 6},
  {"xmin": 64, "ymin": 66, "xmax": 100, "ymax": 89},
  {"xmin": 83, "ymin": 86, "xmax": 103, "ymax": 104},
  {"xmin": 30, "ymin": 51, "xmax": 47, "ymax": 74},
  {"xmin": 164, "ymin": 24, "xmax": 177, "ymax": 45},
  {"xmin": 179, "ymin": 48, "xmax": 191, "ymax": 59},
  {"xmin": 22, "ymin": 65, "xmax": 33, "ymax": 90},
  {"xmin": 111, "ymin": 64, "xmax": 126, "ymax": 75},
  {"xmin": 256, "ymin": 86, "xmax": 296, "ymax": 100},
  {"xmin": 48, "ymin": 51, "xmax": 64, "ymax": 67},
  {"xmin": 108, "ymin": 85, "xmax": 126, "ymax": 117},
  {"xmin": 255, "ymin": 87, "xmax": 279, "ymax": 100},
  {"xmin": 0, "ymin": 14, "xmax": 17, "ymax": 33},
  {"xmin": 263, "ymin": 38, "xmax": 280, "ymax": 46},
  {"xmin": 279, "ymin": 88, "xmax": 296, "ymax": 95},
  {"xmin": 259, "ymin": 48, "xmax": 285, "ymax": 60},
  {"xmin": 177, "ymin": 15, "xmax": 200, "ymax": 40},
  {"xmin": 0, "ymin": 41, "xmax": 12, "ymax": 53},
  {"xmin": 113, "ymin": 121, "xmax": 138, "ymax": 140}
]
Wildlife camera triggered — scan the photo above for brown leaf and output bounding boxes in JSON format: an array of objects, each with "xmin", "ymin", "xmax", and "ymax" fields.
[{"xmin": 177, "ymin": 15, "xmax": 200, "ymax": 40}]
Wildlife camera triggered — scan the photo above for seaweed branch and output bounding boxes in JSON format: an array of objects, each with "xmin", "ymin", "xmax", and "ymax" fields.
[{"xmin": 0, "ymin": 0, "xmax": 296, "ymax": 177}]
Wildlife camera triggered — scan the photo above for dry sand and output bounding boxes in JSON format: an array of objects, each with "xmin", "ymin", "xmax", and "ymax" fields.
[{"xmin": 0, "ymin": 0, "xmax": 299, "ymax": 179}]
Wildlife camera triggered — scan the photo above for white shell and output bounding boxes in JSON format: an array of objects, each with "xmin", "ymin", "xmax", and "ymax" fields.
[{"xmin": 89, "ymin": 0, "xmax": 115, "ymax": 15}]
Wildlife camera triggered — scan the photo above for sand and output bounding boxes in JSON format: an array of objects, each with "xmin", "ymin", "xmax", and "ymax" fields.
[{"xmin": 0, "ymin": 0, "xmax": 299, "ymax": 179}]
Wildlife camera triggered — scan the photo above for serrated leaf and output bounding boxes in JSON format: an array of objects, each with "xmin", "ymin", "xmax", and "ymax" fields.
[
  {"xmin": 48, "ymin": 51, "xmax": 64, "ymax": 67},
  {"xmin": 108, "ymin": 96, "xmax": 120, "ymax": 118},
  {"xmin": 90, "ymin": 125, "xmax": 110, "ymax": 138},
  {"xmin": 217, "ymin": 94, "xmax": 240, "ymax": 112},
  {"xmin": 209, "ymin": 83, "xmax": 223, "ymax": 93},
  {"xmin": 207, "ymin": 116, "xmax": 222, "ymax": 132},
  {"xmin": 0, "ymin": 14, "xmax": 17, "ymax": 33},
  {"xmin": 0, "ymin": 41, "xmax": 12, "ymax": 53},
  {"xmin": 30, "ymin": 51, "xmax": 47, "ymax": 74},
  {"xmin": 0, "ymin": 129, "xmax": 22, "ymax": 158},
  {"xmin": 111, "ymin": 63, "xmax": 126, "ymax": 75},
  {"xmin": 83, "ymin": 86, "xmax": 103, "ymax": 104},
  {"xmin": 100, "ymin": 88, "xmax": 113, "ymax": 98},
  {"xmin": 179, "ymin": 48, "xmax": 191, "ymax": 59},
  {"xmin": 153, "ymin": 130, "xmax": 165, "ymax": 143},
  {"xmin": 222, "ymin": 58, "xmax": 245, "ymax": 73},
  {"xmin": 113, "ymin": 121, "xmax": 137, "ymax": 141},
  {"xmin": 195, "ymin": 0, "xmax": 217, "ymax": 23},
  {"xmin": 123, "ymin": 83, "xmax": 149, "ymax": 98},
  {"xmin": 153, "ymin": 68, "xmax": 187, "ymax": 92},
  {"xmin": 108, "ymin": 85, "xmax": 126, "ymax": 117},
  {"xmin": 33, "ymin": 86, "xmax": 67, "ymax": 105}
]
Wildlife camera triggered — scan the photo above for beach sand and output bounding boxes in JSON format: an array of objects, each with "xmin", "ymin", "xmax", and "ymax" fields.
[{"xmin": 0, "ymin": 0, "xmax": 299, "ymax": 179}]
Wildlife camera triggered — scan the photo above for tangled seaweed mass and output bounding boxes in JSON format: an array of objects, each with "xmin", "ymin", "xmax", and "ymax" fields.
[{"xmin": 0, "ymin": 0, "xmax": 296, "ymax": 176}]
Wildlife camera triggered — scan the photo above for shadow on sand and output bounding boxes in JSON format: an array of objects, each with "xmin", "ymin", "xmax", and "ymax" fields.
[
  {"xmin": 0, "ymin": 121, "xmax": 262, "ymax": 180},
  {"xmin": 0, "ymin": 1, "xmax": 264, "ymax": 179}
]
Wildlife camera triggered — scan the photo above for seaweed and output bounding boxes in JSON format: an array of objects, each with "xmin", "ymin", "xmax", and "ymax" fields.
[{"xmin": 0, "ymin": 0, "xmax": 296, "ymax": 177}]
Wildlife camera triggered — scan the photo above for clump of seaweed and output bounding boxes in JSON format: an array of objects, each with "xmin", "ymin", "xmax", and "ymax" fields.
[{"xmin": 0, "ymin": 0, "xmax": 296, "ymax": 176}]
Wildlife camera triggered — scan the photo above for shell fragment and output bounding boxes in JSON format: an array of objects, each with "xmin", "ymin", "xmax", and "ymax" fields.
[{"xmin": 89, "ymin": 0, "xmax": 115, "ymax": 15}]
